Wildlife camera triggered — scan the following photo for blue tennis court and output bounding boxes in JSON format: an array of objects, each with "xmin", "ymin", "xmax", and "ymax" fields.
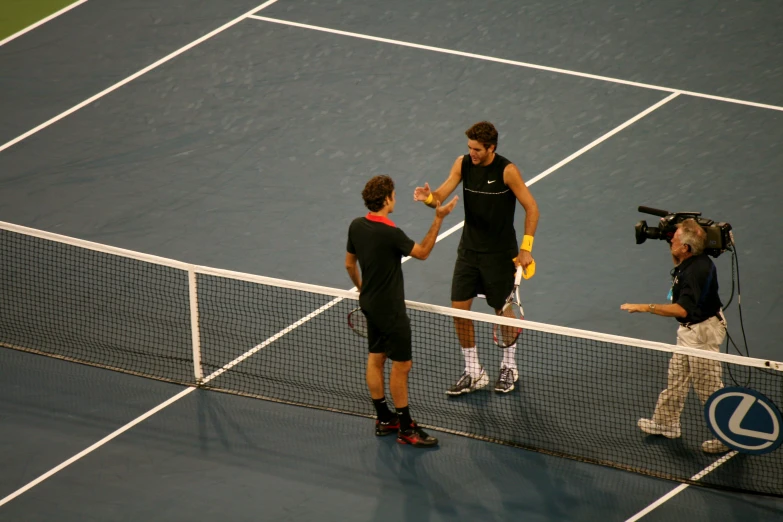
[{"xmin": 1, "ymin": 1, "xmax": 782, "ymax": 520}]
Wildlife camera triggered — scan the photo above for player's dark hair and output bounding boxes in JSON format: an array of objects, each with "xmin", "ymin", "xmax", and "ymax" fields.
[
  {"xmin": 362, "ymin": 175, "xmax": 395, "ymax": 212},
  {"xmin": 465, "ymin": 121, "xmax": 498, "ymax": 151}
]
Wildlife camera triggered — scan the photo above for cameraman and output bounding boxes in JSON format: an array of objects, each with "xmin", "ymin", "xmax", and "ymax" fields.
[{"xmin": 621, "ymin": 218, "xmax": 729, "ymax": 454}]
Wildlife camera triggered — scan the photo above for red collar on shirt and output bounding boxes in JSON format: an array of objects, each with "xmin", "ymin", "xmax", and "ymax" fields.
[{"xmin": 365, "ymin": 213, "xmax": 395, "ymax": 227}]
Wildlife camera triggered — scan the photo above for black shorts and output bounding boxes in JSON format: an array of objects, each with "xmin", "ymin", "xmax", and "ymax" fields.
[
  {"xmin": 451, "ymin": 248, "xmax": 516, "ymax": 310},
  {"xmin": 364, "ymin": 311, "xmax": 412, "ymax": 362}
]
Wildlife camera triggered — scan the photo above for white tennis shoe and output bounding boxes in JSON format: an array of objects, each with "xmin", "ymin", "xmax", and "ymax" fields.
[{"xmin": 637, "ymin": 418, "xmax": 681, "ymax": 439}]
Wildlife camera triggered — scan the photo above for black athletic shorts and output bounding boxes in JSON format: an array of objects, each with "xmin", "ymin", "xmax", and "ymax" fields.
[
  {"xmin": 363, "ymin": 310, "xmax": 412, "ymax": 362},
  {"xmin": 451, "ymin": 248, "xmax": 516, "ymax": 310}
]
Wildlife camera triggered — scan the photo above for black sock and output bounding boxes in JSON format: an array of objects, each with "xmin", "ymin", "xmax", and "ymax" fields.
[
  {"xmin": 372, "ymin": 397, "xmax": 394, "ymax": 422},
  {"xmin": 396, "ymin": 406, "xmax": 413, "ymax": 430}
]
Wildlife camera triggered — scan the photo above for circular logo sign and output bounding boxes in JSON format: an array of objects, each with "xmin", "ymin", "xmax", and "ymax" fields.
[{"xmin": 705, "ymin": 387, "xmax": 783, "ymax": 455}]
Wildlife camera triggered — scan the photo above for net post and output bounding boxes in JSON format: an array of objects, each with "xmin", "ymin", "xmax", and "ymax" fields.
[{"xmin": 188, "ymin": 267, "xmax": 203, "ymax": 384}]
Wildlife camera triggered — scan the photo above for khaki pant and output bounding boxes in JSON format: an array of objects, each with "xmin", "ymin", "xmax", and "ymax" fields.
[{"xmin": 652, "ymin": 315, "xmax": 727, "ymax": 426}]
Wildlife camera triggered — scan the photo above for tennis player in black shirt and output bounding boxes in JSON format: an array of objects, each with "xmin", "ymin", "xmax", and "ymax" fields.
[
  {"xmin": 346, "ymin": 175, "xmax": 457, "ymax": 447},
  {"xmin": 414, "ymin": 122, "xmax": 540, "ymax": 394}
]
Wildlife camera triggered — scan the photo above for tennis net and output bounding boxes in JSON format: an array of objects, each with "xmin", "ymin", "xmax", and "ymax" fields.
[{"xmin": 2, "ymin": 221, "xmax": 782, "ymax": 497}]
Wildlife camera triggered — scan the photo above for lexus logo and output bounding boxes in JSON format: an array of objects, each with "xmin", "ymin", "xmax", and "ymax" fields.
[{"xmin": 705, "ymin": 387, "xmax": 783, "ymax": 455}]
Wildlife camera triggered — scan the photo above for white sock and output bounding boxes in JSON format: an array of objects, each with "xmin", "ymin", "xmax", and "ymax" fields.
[
  {"xmin": 462, "ymin": 347, "xmax": 481, "ymax": 378},
  {"xmin": 502, "ymin": 345, "xmax": 517, "ymax": 370}
]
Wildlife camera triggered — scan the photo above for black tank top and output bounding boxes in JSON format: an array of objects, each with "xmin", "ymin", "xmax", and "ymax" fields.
[{"xmin": 458, "ymin": 153, "xmax": 518, "ymax": 253}]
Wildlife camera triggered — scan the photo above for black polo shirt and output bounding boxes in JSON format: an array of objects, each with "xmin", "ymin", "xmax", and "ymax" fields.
[
  {"xmin": 671, "ymin": 254, "xmax": 722, "ymax": 325},
  {"xmin": 346, "ymin": 214, "xmax": 415, "ymax": 323}
]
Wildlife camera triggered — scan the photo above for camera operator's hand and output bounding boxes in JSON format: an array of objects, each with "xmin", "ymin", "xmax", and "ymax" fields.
[
  {"xmin": 620, "ymin": 303, "xmax": 646, "ymax": 313},
  {"xmin": 620, "ymin": 302, "xmax": 687, "ymax": 318}
]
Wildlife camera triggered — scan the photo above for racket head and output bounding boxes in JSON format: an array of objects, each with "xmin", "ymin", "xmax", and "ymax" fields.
[
  {"xmin": 493, "ymin": 301, "xmax": 524, "ymax": 348},
  {"xmin": 347, "ymin": 307, "xmax": 368, "ymax": 338}
]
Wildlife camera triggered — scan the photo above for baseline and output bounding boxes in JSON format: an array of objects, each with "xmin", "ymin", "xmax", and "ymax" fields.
[{"xmin": 248, "ymin": 15, "xmax": 783, "ymax": 114}]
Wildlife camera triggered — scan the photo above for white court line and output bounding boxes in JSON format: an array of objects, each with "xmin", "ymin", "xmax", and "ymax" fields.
[
  {"xmin": 0, "ymin": 0, "xmax": 280, "ymax": 155},
  {"xmin": 0, "ymin": 387, "xmax": 196, "ymax": 508},
  {"xmin": 624, "ymin": 451, "xmax": 738, "ymax": 521},
  {"xmin": 2, "ymin": 6, "xmax": 777, "ymax": 155},
  {"xmin": 527, "ymin": 92, "xmax": 680, "ymax": 184},
  {"xmin": 248, "ymin": 15, "xmax": 783, "ymax": 114},
  {"xmin": 202, "ymin": 297, "xmax": 346, "ymax": 382},
  {"xmin": 0, "ymin": 0, "xmax": 89, "ymax": 47},
  {"xmin": 406, "ymin": 92, "xmax": 681, "ymax": 247}
]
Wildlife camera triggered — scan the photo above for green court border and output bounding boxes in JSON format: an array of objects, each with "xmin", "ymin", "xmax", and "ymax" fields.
[{"xmin": 0, "ymin": 0, "xmax": 81, "ymax": 41}]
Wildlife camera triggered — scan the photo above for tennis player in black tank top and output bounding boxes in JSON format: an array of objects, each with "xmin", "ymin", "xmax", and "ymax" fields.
[{"xmin": 413, "ymin": 122, "xmax": 540, "ymax": 395}]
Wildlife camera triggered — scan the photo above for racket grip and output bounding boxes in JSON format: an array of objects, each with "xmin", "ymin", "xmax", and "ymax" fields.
[{"xmin": 514, "ymin": 265, "xmax": 523, "ymax": 285}]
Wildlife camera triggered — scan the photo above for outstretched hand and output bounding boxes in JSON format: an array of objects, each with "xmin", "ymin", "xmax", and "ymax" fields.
[
  {"xmin": 620, "ymin": 303, "xmax": 644, "ymax": 313},
  {"xmin": 435, "ymin": 195, "xmax": 459, "ymax": 219},
  {"xmin": 413, "ymin": 182, "xmax": 432, "ymax": 202}
]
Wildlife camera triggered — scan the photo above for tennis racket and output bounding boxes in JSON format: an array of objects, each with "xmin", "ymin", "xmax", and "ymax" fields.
[
  {"xmin": 347, "ymin": 307, "xmax": 368, "ymax": 338},
  {"xmin": 493, "ymin": 265, "xmax": 525, "ymax": 348}
]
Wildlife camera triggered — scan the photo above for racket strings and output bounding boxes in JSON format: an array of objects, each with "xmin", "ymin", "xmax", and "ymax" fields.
[
  {"xmin": 494, "ymin": 302, "xmax": 523, "ymax": 348},
  {"xmin": 348, "ymin": 309, "xmax": 368, "ymax": 337}
]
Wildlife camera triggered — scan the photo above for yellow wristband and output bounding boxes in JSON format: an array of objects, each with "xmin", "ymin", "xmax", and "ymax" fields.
[
  {"xmin": 424, "ymin": 193, "xmax": 434, "ymax": 205},
  {"xmin": 521, "ymin": 235, "xmax": 534, "ymax": 252}
]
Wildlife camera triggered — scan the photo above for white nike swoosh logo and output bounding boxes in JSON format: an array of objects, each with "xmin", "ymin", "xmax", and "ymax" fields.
[{"xmin": 487, "ymin": 180, "xmax": 496, "ymax": 184}]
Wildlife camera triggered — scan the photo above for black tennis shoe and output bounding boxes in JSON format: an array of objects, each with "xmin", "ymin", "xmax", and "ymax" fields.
[
  {"xmin": 397, "ymin": 423, "xmax": 438, "ymax": 447},
  {"xmin": 494, "ymin": 367, "xmax": 519, "ymax": 393},
  {"xmin": 375, "ymin": 418, "xmax": 400, "ymax": 436},
  {"xmin": 446, "ymin": 367, "xmax": 489, "ymax": 396}
]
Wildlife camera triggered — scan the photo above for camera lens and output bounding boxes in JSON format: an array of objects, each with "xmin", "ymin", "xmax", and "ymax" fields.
[
  {"xmin": 647, "ymin": 227, "xmax": 663, "ymax": 240},
  {"xmin": 635, "ymin": 221, "xmax": 648, "ymax": 244}
]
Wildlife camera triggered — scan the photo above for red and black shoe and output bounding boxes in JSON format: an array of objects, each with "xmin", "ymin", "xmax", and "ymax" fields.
[
  {"xmin": 397, "ymin": 423, "xmax": 439, "ymax": 447},
  {"xmin": 375, "ymin": 418, "xmax": 400, "ymax": 436}
]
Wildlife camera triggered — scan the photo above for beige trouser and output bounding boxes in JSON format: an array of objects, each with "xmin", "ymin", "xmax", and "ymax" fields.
[{"xmin": 652, "ymin": 315, "xmax": 727, "ymax": 426}]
